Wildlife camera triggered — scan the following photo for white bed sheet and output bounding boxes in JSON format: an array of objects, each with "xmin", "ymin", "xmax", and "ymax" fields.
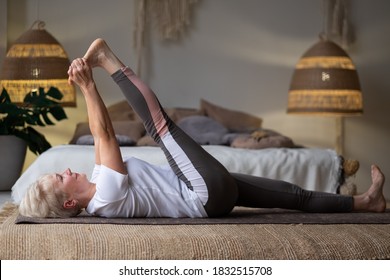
[{"xmin": 12, "ymin": 145, "xmax": 341, "ymax": 203}]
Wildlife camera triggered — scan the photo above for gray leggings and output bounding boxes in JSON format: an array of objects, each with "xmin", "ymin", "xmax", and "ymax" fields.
[{"xmin": 112, "ymin": 67, "xmax": 353, "ymax": 217}]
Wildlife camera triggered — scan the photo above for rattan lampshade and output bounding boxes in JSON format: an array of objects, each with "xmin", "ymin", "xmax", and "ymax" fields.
[
  {"xmin": 287, "ymin": 39, "xmax": 363, "ymax": 115},
  {"xmin": 0, "ymin": 21, "xmax": 76, "ymax": 106}
]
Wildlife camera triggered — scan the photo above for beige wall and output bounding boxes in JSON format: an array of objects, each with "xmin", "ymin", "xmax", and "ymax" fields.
[
  {"xmin": 0, "ymin": 0, "xmax": 6, "ymax": 66},
  {"xmin": 4, "ymin": 0, "xmax": 390, "ymax": 200}
]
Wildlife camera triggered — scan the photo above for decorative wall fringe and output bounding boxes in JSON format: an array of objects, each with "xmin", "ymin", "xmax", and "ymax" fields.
[{"xmin": 133, "ymin": 0, "xmax": 199, "ymax": 76}]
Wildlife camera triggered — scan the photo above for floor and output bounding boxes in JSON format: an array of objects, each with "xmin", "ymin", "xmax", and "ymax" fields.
[{"xmin": 0, "ymin": 191, "xmax": 12, "ymax": 210}]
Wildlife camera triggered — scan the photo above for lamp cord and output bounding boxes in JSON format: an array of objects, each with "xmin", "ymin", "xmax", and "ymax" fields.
[
  {"xmin": 30, "ymin": 20, "xmax": 45, "ymax": 30},
  {"xmin": 320, "ymin": 0, "xmax": 353, "ymax": 49},
  {"xmin": 36, "ymin": 0, "xmax": 40, "ymax": 22}
]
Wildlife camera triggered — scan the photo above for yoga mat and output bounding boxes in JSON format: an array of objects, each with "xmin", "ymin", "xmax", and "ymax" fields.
[{"xmin": 15, "ymin": 207, "xmax": 390, "ymax": 225}]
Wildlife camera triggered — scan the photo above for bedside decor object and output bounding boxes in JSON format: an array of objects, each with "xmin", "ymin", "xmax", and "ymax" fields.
[
  {"xmin": 287, "ymin": 0, "xmax": 362, "ymax": 155},
  {"xmin": 0, "ymin": 20, "xmax": 76, "ymax": 106},
  {"xmin": 0, "ymin": 87, "xmax": 67, "ymax": 190}
]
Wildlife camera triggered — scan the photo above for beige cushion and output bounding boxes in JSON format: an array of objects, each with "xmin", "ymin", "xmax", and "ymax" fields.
[
  {"xmin": 107, "ymin": 100, "xmax": 203, "ymax": 123},
  {"xmin": 231, "ymin": 134, "xmax": 295, "ymax": 149},
  {"xmin": 107, "ymin": 100, "xmax": 137, "ymax": 121},
  {"xmin": 69, "ymin": 121, "xmax": 145, "ymax": 144},
  {"xmin": 136, "ymin": 135, "xmax": 158, "ymax": 146},
  {"xmin": 69, "ymin": 122, "xmax": 90, "ymax": 144},
  {"xmin": 200, "ymin": 99, "xmax": 262, "ymax": 132},
  {"xmin": 165, "ymin": 107, "xmax": 204, "ymax": 122}
]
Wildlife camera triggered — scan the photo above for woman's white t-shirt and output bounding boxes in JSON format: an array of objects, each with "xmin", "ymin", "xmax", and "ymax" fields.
[{"xmin": 86, "ymin": 157, "xmax": 207, "ymax": 218}]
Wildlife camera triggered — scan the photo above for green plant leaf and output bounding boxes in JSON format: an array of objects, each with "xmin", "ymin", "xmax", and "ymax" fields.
[
  {"xmin": 0, "ymin": 88, "xmax": 11, "ymax": 103},
  {"xmin": 46, "ymin": 87, "xmax": 64, "ymax": 101},
  {"xmin": 0, "ymin": 103, "xmax": 17, "ymax": 114},
  {"xmin": 24, "ymin": 126, "xmax": 52, "ymax": 155},
  {"xmin": 41, "ymin": 112, "xmax": 55, "ymax": 125},
  {"xmin": 49, "ymin": 106, "xmax": 67, "ymax": 121},
  {"xmin": 0, "ymin": 87, "xmax": 68, "ymax": 155}
]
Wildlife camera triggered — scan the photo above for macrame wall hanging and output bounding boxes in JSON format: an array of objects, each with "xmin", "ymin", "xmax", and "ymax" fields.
[{"xmin": 133, "ymin": 0, "xmax": 199, "ymax": 76}]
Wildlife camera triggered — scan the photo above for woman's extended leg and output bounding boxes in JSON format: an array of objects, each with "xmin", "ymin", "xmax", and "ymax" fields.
[
  {"xmin": 233, "ymin": 165, "xmax": 386, "ymax": 213},
  {"xmin": 83, "ymin": 39, "xmax": 238, "ymax": 217}
]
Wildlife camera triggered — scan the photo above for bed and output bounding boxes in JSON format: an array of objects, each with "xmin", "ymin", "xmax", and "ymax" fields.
[
  {"xmin": 12, "ymin": 99, "xmax": 346, "ymax": 203},
  {"xmin": 4, "ymin": 99, "xmax": 388, "ymax": 261}
]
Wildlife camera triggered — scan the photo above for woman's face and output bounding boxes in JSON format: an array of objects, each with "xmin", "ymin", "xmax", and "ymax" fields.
[{"xmin": 52, "ymin": 168, "xmax": 88, "ymax": 197}]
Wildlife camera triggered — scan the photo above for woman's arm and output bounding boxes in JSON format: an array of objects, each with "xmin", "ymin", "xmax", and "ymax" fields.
[{"xmin": 68, "ymin": 58, "xmax": 127, "ymax": 174}]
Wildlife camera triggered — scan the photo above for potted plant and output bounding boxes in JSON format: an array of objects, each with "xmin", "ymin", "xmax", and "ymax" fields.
[{"xmin": 0, "ymin": 87, "xmax": 67, "ymax": 190}]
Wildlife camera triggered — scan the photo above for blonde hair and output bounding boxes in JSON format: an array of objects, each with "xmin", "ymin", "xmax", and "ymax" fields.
[{"xmin": 19, "ymin": 174, "xmax": 82, "ymax": 218}]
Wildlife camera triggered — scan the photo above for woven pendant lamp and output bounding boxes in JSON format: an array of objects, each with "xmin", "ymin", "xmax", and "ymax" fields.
[
  {"xmin": 0, "ymin": 21, "xmax": 76, "ymax": 106},
  {"xmin": 287, "ymin": 0, "xmax": 362, "ymax": 155},
  {"xmin": 287, "ymin": 38, "xmax": 363, "ymax": 115}
]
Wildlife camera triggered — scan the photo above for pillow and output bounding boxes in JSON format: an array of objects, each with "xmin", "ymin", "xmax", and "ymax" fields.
[
  {"xmin": 177, "ymin": 115, "xmax": 228, "ymax": 145},
  {"xmin": 107, "ymin": 100, "xmax": 137, "ymax": 121},
  {"xmin": 69, "ymin": 121, "xmax": 145, "ymax": 144},
  {"xmin": 165, "ymin": 107, "xmax": 204, "ymax": 122},
  {"xmin": 111, "ymin": 121, "xmax": 146, "ymax": 141},
  {"xmin": 222, "ymin": 132, "xmax": 250, "ymax": 145},
  {"xmin": 69, "ymin": 122, "xmax": 91, "ymax": 144},
  {"xmin": 76, "ymin": 135, "xmax": 136, "ymax": 146},
  {"xmin": 136, "ymin": 135, "xmax": 158, "ymax": 146},
  {"xmin": 223, "ymin": 129, "xmax": 287, "ymax": 145},
  {"xmin": 107, "ymin": 100, "xmax": 203, "ymax": 123},
  {"xmin": 137, "ymin": 115, "xmax": 229, "ymax": 146},
  {"xmin": 200, "ymin": 99, "xmax": 262, "ymax": 132},
  {"xmin": 231, "ymin": 134, "xmax": 295, "ymax": 149}
]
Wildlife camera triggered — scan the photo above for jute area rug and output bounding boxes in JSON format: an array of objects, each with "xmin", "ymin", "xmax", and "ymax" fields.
[{"xmin": 1, "ymin": 203, "xmax": 390, "ymax": 260}]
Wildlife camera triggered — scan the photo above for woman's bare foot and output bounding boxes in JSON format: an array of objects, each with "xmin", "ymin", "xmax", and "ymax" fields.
[
  {"xmin": 353, "ymin": 165, "xmax": 386, "ymax": 212},
  {"xmin": 83, "ymin": 38, "xmax": 125, "ymax": 75}
]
